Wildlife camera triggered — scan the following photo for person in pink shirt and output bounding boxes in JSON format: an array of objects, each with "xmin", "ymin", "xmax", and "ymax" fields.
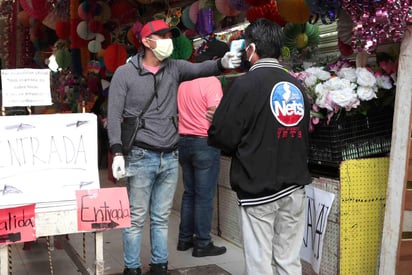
[{"xmin": 176, "ymin": 38, "xmax": 228, "ymax": 257}]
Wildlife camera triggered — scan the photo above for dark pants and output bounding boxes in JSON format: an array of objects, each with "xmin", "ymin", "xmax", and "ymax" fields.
[{"xmin": 178, "ymin": 136, "xmax": 221, "ymax": 247}]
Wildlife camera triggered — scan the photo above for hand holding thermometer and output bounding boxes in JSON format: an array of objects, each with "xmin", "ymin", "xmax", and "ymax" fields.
[{"xmin": 228, "ymin": 39, "xmax": 245, "ymax": 68}]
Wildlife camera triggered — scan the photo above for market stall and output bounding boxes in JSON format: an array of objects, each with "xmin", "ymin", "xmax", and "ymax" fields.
[{"xmin": 1, "ymin": 0, "xmax": 411, "ymax": 274}]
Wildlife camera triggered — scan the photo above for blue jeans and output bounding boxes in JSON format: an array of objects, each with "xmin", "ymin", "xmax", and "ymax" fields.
[
  {"xmin": 123, "ymin": 146, "xmax": 178, "ymax": 268},
  {"xmin": 178, "ymin": 136, "xmax": 221, "ymax": 247}
]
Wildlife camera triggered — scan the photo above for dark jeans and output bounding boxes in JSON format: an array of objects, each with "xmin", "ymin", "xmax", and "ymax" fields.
[{"xmin": 178, "ymin": 136, "xmax": 221, "ymax": 247}]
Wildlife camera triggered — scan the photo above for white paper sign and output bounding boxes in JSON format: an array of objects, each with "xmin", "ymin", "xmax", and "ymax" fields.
[
  {"xmin": 0, "ymin": 113, "xmax": 100, "ymax": 211},
  {"xmin": 300, "ymin": 185, "xmax": 335, "ymax": 274},
  {"xmin": 1, "ymin": 69, "xmax": 52, "ymax": 107}
]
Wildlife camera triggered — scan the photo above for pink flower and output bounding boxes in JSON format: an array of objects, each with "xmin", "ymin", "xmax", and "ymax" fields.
[{"xmin": 379, "ymin": 60, "xmax": 398, "ymax": 75}]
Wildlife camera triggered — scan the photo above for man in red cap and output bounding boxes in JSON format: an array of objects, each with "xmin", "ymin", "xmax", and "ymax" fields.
[{"xmin": 107, "ymin": 19, "xmax": 241, "ymax": 275}]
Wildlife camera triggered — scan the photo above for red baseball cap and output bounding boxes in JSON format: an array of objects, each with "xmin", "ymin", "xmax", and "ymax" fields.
[{"xmin": 140, "ymin": 20, "xmax": 180, "ymax": 39}]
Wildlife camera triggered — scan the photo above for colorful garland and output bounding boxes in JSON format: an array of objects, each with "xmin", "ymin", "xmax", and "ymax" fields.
[{"xmin": 342, "ymin": 0, "xmax": 411, "ymax": 53}]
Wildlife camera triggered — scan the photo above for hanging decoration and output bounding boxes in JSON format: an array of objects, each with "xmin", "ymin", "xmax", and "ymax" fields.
[
  {"xmin": 246, "ymin": 1, "xmax": 286, "ymax": 26},
  {"xmin": 338, "ymin": 38, "xmax": 353, "ymax": 57},
  {"xmin": 110, "ymin": 0, "xmax": 138, "ymax": 26},
  {"xmin": 282, "ymin": 22, "xmax": 319, "ymax": 61},
  {"xmin": 19, "ymin": 0, "xmax": 50, "ymax": 20},
  {"xmin": 336, "ymin": 8, "xmax": 353, "ymax": 56},
  {"xmin": 342, "ymin": 0, "xmax": 411, "ymax": 53},
  {"xmin": 215, "ymin": 0, "xmax": 241, "ymax": 17},
  {"xmin": 337, "ymin": 8, "xmax": 352, "ymax": 46},
  {"xmin": 283, "ymin": 23, "xmax": 319, "ymax": 51},
  {"xmin": 181, "ymin": 6, "xmax": 196, "ymax": 30},
  {"xmin": 94, "ymin": 1, "xmax": 111, "ymax": 23},
  {"xmin": 103, "ymin": 44, "xmax": 128, "ymax": 73},
  {"xmin": 153, "ymin": 9, "xmax": 184, "ymax": 28},
  {"xmin": 77, "ymin": 20, "xmax": 97, "ymax": 40},
  {"xmin": 304, "ymin": 0, "xmax": 340, "ymax": 24},
  {"xmin": 55, "ymin": 48, "xmax": 71, "ymax": 70},
  {"xmin": 167, "ymin": 7, "xmax": 183, "ymax": 26},
  {"xmin": 196, "ymin": 7, "xmax": 215, "ymax": 36},
  {"xmin": 129, "ymin": 20, "xmax": 143, "ymax": 47},
  {"xmin": 17, "ymin": 10, "xmax": 31, "ymax": 28},
  {"xmin": 198, "ymin": 0, "xmax": 225, "ymax": 24},
  {"xmin": 56, "ymin": 20, "xmax": 70, "ymax": 40},
  {"xmin": 170, "ymin": 34, "xmax": 193, "ymax": 60},
  {"xmin": 42, "ymin": 9, "xmax": 59, "ymax": 30},
  {"xmin": 276, "ymin": 0, "xmax": 311, "ymax": 24},
  {"xmin": 88, "ymin": 40, "xmax": 102, "ymax": 53},
  {"xmin": 77, "ymin": 1, "xmax": 92, "ymax": 20},
  {"xmin": 87, "ymin": 60, "xmax": 101, "ymax": 74},
  {"xmin": 189, "ymin": 1, "xmax": 200, "ymax": 24},
  {"xmin": 89, "ymin": 20, "xmax": 104, "ymax": 33},
  {"xmin": 127, "ymin": 27, "xmax": 141, "ymax": 49}
]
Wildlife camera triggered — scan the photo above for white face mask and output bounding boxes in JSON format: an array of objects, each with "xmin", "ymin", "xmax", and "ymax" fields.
[{"xmin": 148, "ymin": 38, "xmax": 174, "ymax": 61}]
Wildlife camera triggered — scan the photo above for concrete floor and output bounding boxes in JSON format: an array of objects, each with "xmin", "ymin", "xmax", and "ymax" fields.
[{"xmin": 3, "ymin": 169, "xmax": 245, "ymax": 275}]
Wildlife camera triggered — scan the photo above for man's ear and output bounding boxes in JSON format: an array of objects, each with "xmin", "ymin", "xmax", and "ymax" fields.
[{"xmin": 141, "ymin": 37, "xmax": 151, "ymax": 48}]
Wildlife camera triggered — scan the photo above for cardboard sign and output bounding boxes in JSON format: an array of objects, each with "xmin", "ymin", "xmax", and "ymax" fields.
[
  {"xmin": 1, "ymin": 69, "xmax": 52, "ymax": 107},
  {"xmin": 0, "ymin": 204, "xmax": 36, "ymax": 245},
  {"xmin": 76, "ymin": 187, "xmax": 131, "ymax": 231},
  {"xmin": 0, "ymin": 113, "xmax": 100, "ymax": 211}
]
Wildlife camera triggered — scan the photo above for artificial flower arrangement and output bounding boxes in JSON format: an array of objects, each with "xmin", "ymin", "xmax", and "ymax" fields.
[{"xmin": 292, "ymin": 53, "xmax": 398, "ymax": 132}]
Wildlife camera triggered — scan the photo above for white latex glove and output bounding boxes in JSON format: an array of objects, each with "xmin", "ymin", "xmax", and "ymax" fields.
[
  {"xmin": 221, "ymin": 52, "xmax": 242, "ymax": 69},
  {"xmin": 112, "ymin": 155, "xmax": 126, "ymax": 180}
]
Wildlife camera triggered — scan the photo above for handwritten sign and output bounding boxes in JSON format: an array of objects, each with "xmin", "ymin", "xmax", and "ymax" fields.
[
  {"xmin": 76, "ymin": 187, "xmax": 131, "ymax": 231},
  {"xmin": 0, "ymin": 204, "xmax": 36, "ymax": 245},
  {"xmin": 1, "ymin": 68, "xmax": 52, "ymax": 107},
  {"xmin": 300, "ymin": 185, "xmax": 335, "ymax": 274},
  {"xmin": 0, "ymin": 113, "xmax": 100, "ymax": 211}
]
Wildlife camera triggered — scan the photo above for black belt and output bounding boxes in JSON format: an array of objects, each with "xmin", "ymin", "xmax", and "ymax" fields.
[
  {"xmin": 133, "ymin": 141, "xmax": 177, "ymax": 153},
  {"xmin": 179, "ymin": 134, "xmax": 207, "ymax": 139}
]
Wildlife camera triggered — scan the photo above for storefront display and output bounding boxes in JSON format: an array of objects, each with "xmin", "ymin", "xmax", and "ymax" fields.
[{"xmin": 1, "ymin": 1, "xmax": 412, "ymax": 274}]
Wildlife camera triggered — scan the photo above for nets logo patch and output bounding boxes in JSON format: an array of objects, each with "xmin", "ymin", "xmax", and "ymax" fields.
[{"xmin": 270, "ymin": 82, "xmax": 305, "ymax": 127}]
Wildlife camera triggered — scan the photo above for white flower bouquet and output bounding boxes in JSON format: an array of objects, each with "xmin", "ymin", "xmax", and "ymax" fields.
[{"xmin": 293, "ymin": 58, "xmax": 397, "ymax": 132}]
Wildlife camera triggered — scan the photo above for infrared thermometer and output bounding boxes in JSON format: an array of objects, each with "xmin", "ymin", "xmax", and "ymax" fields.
[{"xmin": 229, "ymin": 39, "xmax": 245, "ymax": 68}]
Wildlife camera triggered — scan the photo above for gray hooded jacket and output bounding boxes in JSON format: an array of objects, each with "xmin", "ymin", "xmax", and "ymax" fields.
[{"xmin": 108, "ymin": 52, "xmax": 223, "ymax": 154}]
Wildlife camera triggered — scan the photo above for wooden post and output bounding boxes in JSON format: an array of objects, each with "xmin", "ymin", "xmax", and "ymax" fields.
[
  {"xmin": 95, "ymin": 232, "xmax": 104, "ymax": 275},
  {"xmin": 379, "ymin": 25, "xmax": 412, "ymax": 274},
  {"xmin": 0, "ymin": 246, "xmax": 7, "ymax": 275}
]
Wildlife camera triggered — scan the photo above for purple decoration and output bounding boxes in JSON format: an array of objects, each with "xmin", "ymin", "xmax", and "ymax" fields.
[{"xmin": 196, "ymin": 8, "xmax": 214, "ymax": 36}]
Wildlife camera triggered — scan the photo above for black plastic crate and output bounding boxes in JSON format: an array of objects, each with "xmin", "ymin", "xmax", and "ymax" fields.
[{"xmin": 308, "ymin": 109, "xmax": 394, "ymax": 166}]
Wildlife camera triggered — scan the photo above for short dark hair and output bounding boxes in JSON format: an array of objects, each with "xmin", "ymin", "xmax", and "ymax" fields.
[{"xmin": 243, "ymin": 18, "xmax": 284, "ymax": 59}]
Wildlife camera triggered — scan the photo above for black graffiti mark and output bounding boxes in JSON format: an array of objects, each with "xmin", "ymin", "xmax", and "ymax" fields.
[
  {"xmin": 341, "ymin": 197, "xmax": 385, "ymax": 203},
  {"xmin": 66, "ymin": 120, "xmax": 89, "ymax": 127},
  {"xmin": 0, "ymin": 184, "xmax": 22, "ymax": 196},
  {"xmin": 303, "ymin": 196, "xmax": 330, "ymax": 260},
  {"xmin": 0, "ymin": 232, "xmax": 21, "ymax": 243},
  {"xmin": 4, "ymin": 123, "xmax": 35, "ymax": 131}
]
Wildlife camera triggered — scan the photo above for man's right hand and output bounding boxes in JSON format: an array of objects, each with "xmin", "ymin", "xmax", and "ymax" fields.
[
  {"xmin": 112, "ymin": 155, "xmax": 126, "ymax": 180},
  {"xmin": 206, "ymin": 106, "xmax": 217, "ymax": 122}
]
